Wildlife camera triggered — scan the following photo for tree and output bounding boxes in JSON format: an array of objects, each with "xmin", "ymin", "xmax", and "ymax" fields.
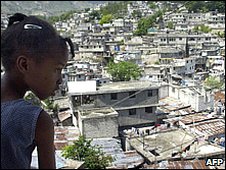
[
  {"xmin": 193, "ymin": 24, "xmax": 212, "ymax": 33},
  {"xmin": 99, "ymin": 14, "xmax": 113, "ymax": 25},
  {"xmin": 185, "ymin": 1, "xmax": 206, "ymax": 13},
  {"xmin": 134, "ymin": 10, "xmax": 164, "ymax": 36},
  {"xmin": 24, "ymin": 91, "xmax": 58, "ymax": 112},
  {"xmin": 107, "ymin": 61, "xmax": 142, "ymax": 81},
  {"xmin": 131, "ymin": 10, "xmax": 142, "ymax": 19},
  {"xmin": 148, "ymin": 2, "xmax": 157, "ymax": 9},
  {"xmin": 185, "ymin": 1, "xmax": 225, "ymax": 13},
  {"xmin": 100, "ymin": 1, "xmax": 128, "ymax": 18},
  {"xmin": 24, "ymin": 91, "xmax": 42, "ymax": 106},
  {"xmin": 89, "ymin": 10, "xmax": 101, "ymax": 21},
  {"xmin": 167, "ymin": 21, "xmax": 174, "ymax": 29},
  {"xmin": 62, "ymin": 135, "xmax": 113, "ymax": 169},
  {"xmin": 199, "ymin": 24, "xmax": 212, "ymax": 33},
  {"xmin": 43, "ymin": 98, "xmax": 59, "ymax": 112},
  {"xmin": 204, "ymin": 76, "xmax": 224, "ymax": 90},
  {"xmin": 134, "ymin": 17, "xmax": 155, "ymax": 35},
  {"xmin": 154, "ymin": 61, "xmax": 160, "ymax": 65},
  {"xmin": 47, "ymin": 10, "xmax": 76, "ymax": 24},
  {"xmin": 215, "ymin": 31, "xmax": 225, "ymax": 38}
]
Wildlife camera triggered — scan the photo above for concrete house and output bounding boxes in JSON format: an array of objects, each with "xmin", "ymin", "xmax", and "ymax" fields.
[
  {"xmin": 170, "ymin": 57, "xmax": 196, "ymax": 78},
  {"xmin": 77, "ymin": 107, "xmax": 119, "ymax": 138},
  {"xmin": 125, "ymin": 36, "xmax": 143, "ymax": 51},
  {"xmin": 142, "ymin": 64, "xmax": 169, "ymax": 83},
  {"xmin": 168, "ymin": 84, "xmax": 214, "ymax": 112},
  {"xmin": 114, "ymin": 51, "xmax": 142, "ymax": 65},
  {"xmin": 158, "ymin": 46, "xmax": 185, "ymax": 60},
  {"xmin": 69, "ymin": 81, "xmax": 160, "ymax": 131},
  {"xmin": 153, "ymin": 32, "xmax": 218, "ymax": 49},
  {"xmin": 78, "ymin": 33, "xmax": 110, "ymax": 56}
]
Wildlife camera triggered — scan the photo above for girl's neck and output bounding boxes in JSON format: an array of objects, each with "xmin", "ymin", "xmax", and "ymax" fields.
[{"xmin": 1, "ymin": 72, "xmax": 27, "ymax": 102}]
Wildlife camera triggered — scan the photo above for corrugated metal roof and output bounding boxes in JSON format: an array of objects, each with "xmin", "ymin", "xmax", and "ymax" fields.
[
  {"xmin": 31, "ymin": 149, "xmax": 84, "ymax": 169},
  {"xmin": 54, "ymin": 126, "xmax": 80, "ymax": 150},
  {"xmin": 57, "ymin": 110, "xmax": 72, "ymax": 122},
  {"xmin": 214, "ymin": 91, "xmax": 225, "ymax": 103},
  {"xmin": 91, "ymin": 138, "xmax": 144, "ymax": 169},
  {"xmin": 179, "ymin": 113, "xmax": 214, "ymax": 125},
  {"xmin": 143, "ymin": 159, "xmax": 211, "ymax": 169},
  {"xmin": 159, "ymin": 97, "xmax": 191, "ymax": 112},
  {"xmin": 188, "ymin": 119, "xmax": 225, "ymax": 137}
]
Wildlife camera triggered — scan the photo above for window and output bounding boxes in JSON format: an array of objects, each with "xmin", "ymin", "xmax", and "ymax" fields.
[
  {"xmin": 148, "ymin": 90, "xmax": 153, "ymax": 97},
  {"xmin": 145, "ymin": 107, "xmax": 153, "ymax": 113},
  {"xmin": 111, "ymin": 93, "xmax": 117, "ymax": 100},
  {"xmin": 129, "ymin": 109, "xmax": 136, "ymax": 115},
  {"xmin": 129, "ymin": 91, "xmax": 136, "ymax": 98}
]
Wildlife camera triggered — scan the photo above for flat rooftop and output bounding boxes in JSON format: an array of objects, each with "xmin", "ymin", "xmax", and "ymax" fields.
[
  {"xmin": 129, "ymin": 129, "xmax": 196, "ymax": 163},
  {"xmin": 79, "ymin": 107, "xmax": 118, "ymax": 118},
  {"xmin": 98, "ymin": 81, "xmax": 159, "ymax": 93},
  {"xmin": 69, "ymin": 80, "xmax": 160, "ymax": 96}
]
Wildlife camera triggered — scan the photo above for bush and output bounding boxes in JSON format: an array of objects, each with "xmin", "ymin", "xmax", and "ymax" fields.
[{"xmin": 62, "ymin": 135, "xmax": 113, "ymax": 169}]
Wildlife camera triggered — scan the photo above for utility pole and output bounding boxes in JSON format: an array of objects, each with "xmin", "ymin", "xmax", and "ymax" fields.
[{"xmin": 185, "ymin": 30, "xmax": 190, "ymax": 58}]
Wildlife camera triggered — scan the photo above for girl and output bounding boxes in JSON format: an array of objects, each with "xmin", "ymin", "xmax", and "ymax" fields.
[{"xmin": 1, "ymin": 13, "xmax": 74, "ymax": 169}]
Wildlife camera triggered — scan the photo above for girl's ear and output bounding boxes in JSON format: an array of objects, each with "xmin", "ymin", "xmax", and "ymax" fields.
[{"xmin": 16, "ymin": 55, "xmax": 30, "ymax": 73}]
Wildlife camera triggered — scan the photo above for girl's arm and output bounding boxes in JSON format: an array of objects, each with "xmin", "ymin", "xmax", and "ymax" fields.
[{"xmin": 35, "ymin": 110, "xmax": 56, "ymax": 169}]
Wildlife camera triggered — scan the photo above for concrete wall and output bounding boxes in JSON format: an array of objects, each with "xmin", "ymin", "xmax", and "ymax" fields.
[
  {"xmin": 117, "ymin": 107, "xmax": 157, "ymax": 127},
  {"xmin": 159, "ymin": 84, "xmax": 169, "ymax": 99},
  {"xmin": 95, "ymin": 89, "xmax": 159, "ymax": 108},
  {"xmin": 81, "ymin": 115, "xmax": 119, "ymax": 139},
  {"xmin": 169, "ymin": 85, "xmax": 214, "ymax": 112},
  {"xmin": 197, "ymin": 93, "xmax": 214, "ymax": 111},
  {"xmin": 71, "ymin": 87, "xmax": 160, "ymax": 129},
  {"xmin": 169, "ymin": 85, "xmax": 180, "ymax": 99}
]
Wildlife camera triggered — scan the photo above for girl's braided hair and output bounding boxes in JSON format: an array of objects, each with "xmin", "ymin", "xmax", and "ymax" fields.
[{"xmin": 1, "ymin": 13, "xmax": 74, "ymax": 71}]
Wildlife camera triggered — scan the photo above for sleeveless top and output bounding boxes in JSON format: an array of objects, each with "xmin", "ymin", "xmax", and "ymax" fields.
[{"xmin": 1, "ymin": 99, "xmax": 42, "ymax": 169}]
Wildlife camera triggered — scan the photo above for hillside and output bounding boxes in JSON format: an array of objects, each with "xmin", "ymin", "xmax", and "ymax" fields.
[{"xmin": 1, "ymin": 1, "xmax": 109, "ymax": 16}]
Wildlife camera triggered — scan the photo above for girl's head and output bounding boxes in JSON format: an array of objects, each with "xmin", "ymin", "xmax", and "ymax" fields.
[{"xmin": 1, "ymin": 13, "xmax": 74, "ymax": 100}]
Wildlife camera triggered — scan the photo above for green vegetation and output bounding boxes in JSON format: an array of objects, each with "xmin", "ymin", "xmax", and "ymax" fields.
[
  {"xmin": 154, "ymin": 61, "xmax": 160, "ymax": 65},
  {"xmin": 133, "ymin": 10, "xmax": 164, "ymax": 36},
  {"xmin": 24, "ymin": 91, "xmax": 42, "ymax": 106},
  {"xmin": 131, "ymin": 10, "xmax": 142, "ymax": 19},
  {"xmin": 47, "ymin": 10, "xmax": 77, "ymax": 24},
  {"xmin": 24, "ymin": 91, "xmax": 58, "ymax": 112},
  {"xmin": 184, "ymin": 1, "xmax": 225, "ymax": 13},
  {"xmin": 193, "ymin": 24, "xmax": 212, "ymax": 33},
  {"xmin": 99, "ymin": 14, "xmax": 113, "ymax": 25},
  {"xmin": 167, "ymin": 21, "xmax": 174, "ymax": 29},
  {"xmin": 107, "ymin": 61, "xmax": 142, "ymax": 81},
  {"xmin": 99, "ymin": 1, "xmax": 129, "ymax": 19},
  {"xmin": 148, "ymin": 2, "xmax": 157, "ymax": 9},
  {"xmin": 43, "ymin": 98, "xmax": 59, "ymax": 112},
  {"xmin": 215, "ymin": 31, "xmax": 225, "ymax": 38},
  {"xmin": 97, "ymin": 1, "xmax": 132, "ymax": 24},
  {"xmin": 204, "ymin": 76, "xmax": 224, "ymax": 90},
  {"xmin": 62, "ymin": 135, "xmax": 113, "ymax": 169},
  {"xmin": 89, "ymin": 10, "xmax": 101, "ymax": 21}
]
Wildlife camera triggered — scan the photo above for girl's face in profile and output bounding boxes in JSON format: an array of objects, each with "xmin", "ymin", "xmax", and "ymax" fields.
[{"xmin": 25, "ymin": 47, "xmax": 68, "ymax": 100}]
